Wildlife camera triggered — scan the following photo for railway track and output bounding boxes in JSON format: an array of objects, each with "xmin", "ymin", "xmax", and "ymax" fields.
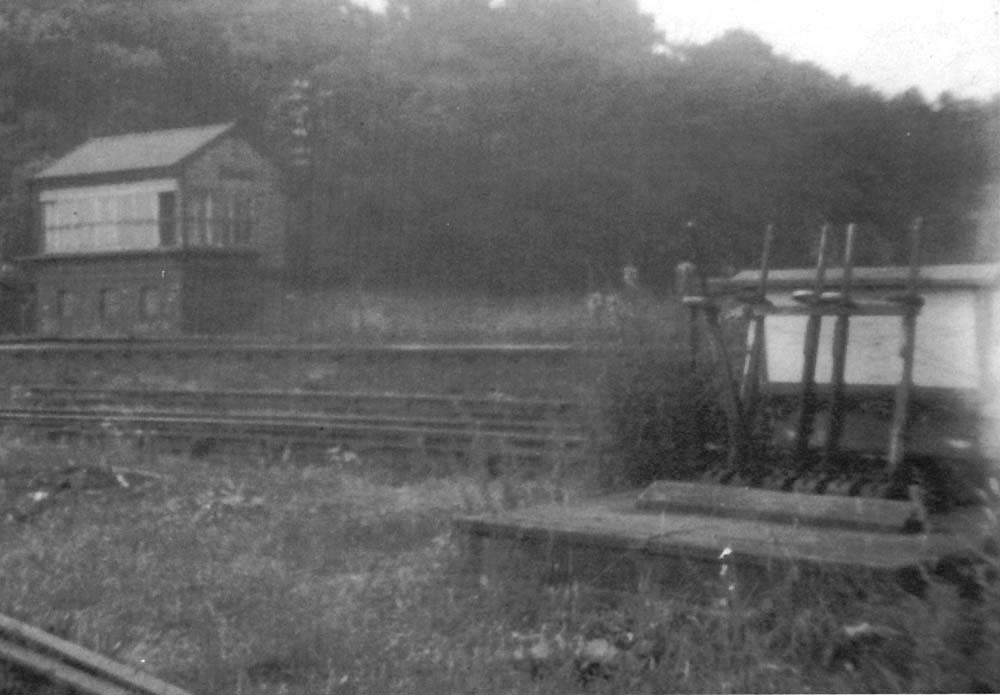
[
  {"xmin": 0, "ymin": 339, "xmax": 601, "ymax": 411},
  {"xmin": 0, "ymin": 338, "xmax": 585, "ymax": 360},
  {"xmin": 0, "ymin": 386, "xmax": 591, "ymax": 459}
]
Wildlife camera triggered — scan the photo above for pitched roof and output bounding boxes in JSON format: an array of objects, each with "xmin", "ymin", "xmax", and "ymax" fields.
[
  {"xmin": 35, "ymin": 122, "xmax": 235, "ymax": 180},
  {"xmin": 724, "ymin": 263, "xmax": 1000, "ymax": 290}
]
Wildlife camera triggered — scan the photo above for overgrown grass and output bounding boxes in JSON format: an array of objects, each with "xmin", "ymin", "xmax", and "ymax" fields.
[
  {"xmin": 249, "ymin": 289, "xmax": 601, "ymax": 344},
  {"xmin": 0, "ymin": 434, "xmax": 997, "ymax": 694},
  {"xmin": 596, "ymin": 297, "xmax": 735, "ymax": 487},
  {"xmin": 1, "ymin": 292, "xmax": 999, "ymax": 693}
]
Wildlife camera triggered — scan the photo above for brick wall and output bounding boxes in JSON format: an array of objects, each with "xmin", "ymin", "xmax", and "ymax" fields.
[
  {"xmin": 179, "ymin": 254, "xmax": 260, "ymax": 335},
  {"xmin": 29, "ymin": 251, "xmax": 263, "ymax": 336},
  {"xmin": 31, "ymin": 254, "xmax": 184, "ymax": 336}
]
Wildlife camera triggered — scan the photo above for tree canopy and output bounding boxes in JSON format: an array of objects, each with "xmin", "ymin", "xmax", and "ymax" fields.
[{"xmin": 1, "ymin": 0, "xmax": 997, "ymax": 292}]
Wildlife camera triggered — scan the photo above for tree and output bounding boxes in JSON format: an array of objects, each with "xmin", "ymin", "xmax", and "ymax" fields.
[{"xmin": 0, "ymin": 1, "xmax": 995, "ymax": 289}]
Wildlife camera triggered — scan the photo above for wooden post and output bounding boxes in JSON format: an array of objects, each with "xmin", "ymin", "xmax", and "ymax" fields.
[
  {"xmin": 677, "ymin": 258, "xmax": 710, "ymax": 461},
  {"xmin": 794, "ymin": 224, "xmax": 831, "ymax": 461},
  {"xmin": 886, "ymin": 217, "xmax": 923, "ymax": 479},
  {"xmin": 676, "ymin": 260, "xmax": 700, "ymax": 373},
  {"xmin": 822, "ymin": 223, "xmax": 857, "ymax": 466},
  {"xmin": 739, "ymin": 224, "xmax": 775, "ymax": 428}
]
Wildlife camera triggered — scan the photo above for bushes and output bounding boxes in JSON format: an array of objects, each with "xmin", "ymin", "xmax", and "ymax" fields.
[{"xmin": 598, "ymin": 299, "xmax": 731, "ymax": 487}]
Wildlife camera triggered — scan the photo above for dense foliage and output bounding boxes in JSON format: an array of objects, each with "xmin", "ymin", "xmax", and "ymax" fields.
[{"xmin": 1, "ymin": 0, "xmax": 997, "ymax": 291}]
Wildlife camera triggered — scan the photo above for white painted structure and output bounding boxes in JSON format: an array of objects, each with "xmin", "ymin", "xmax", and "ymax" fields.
[
  {"xmin": 726, "ymin": 264, "xmax": 1000, "ymax": 458},
  {"xmin": 726, "ymin": 264, "xmax": 1000, "ymax": 396},
  {"xmin": 40, "ymin": 179, "xmax": 176, "ymax": 254}
]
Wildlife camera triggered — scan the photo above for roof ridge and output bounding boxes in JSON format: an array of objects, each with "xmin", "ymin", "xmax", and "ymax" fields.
[{"xmin": 82, "ymin": 122, "xmax": 234, "ymax": 143}]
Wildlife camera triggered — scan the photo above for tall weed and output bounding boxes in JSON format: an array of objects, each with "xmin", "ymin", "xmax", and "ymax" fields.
[{"xmin": 598, "ymin": 297, "xmax": 730, "ymax": 487}]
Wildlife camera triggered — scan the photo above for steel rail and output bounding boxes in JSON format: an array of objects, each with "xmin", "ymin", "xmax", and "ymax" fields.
[
  {"xmin": 0, "ymin": 408, "xmax": 588, "ymax": 455},
  {"xmin": 0, "ymin": 339, "xmax": 588, "ymax": 359},
  {"xmin": 0, "ymin": 384, "xmax": 591, "ymax": 456},
  {"xmin": 1, "ymin": 407, "xmax": 585, "ymax": 438},
  {"xmin": 20, "ymin": 385, "xmax": 579, "ymax": 415}
]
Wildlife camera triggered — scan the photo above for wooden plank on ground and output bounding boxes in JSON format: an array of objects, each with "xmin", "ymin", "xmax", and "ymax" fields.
[
  {"xmin": 0, "ymin": 613, "xmax": 193, "ymax": 695},
  {"xmin": 0, "ymin": 636, "xmax": 136, "ymax": 695},
  {"xmin": 455, "ymin": 494, "xmax": 968, "ymax": 571},
  {"xmin": 636, "ymin": 480, "xmax": 917, "ymax": 533}
]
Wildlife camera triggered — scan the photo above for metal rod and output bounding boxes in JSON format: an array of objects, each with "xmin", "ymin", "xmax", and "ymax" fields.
[
  {"xmin": 823, "ymin": 222, "xmax": 857, "ymax": 466},
  {"xmin": 677, "ymin": 255, "xmax": 704, "ymax": 454},
  {"xmin": 739, "ymin": 224, "xmax": 775, "ymax": 423},
  {"xmin": 685, "ymin": 221, "xmax": 752, "ymax": 474},
  {"xmin": 677, "ymin": 260, "xmax": 700, "ymax": 373},
  {"xmin": 794, "ymin": 223, "xmax": 831, "ymax": 461},
  {"xmin": 886, "ymin": 217, "xmax": 924, "ymax": 478}
]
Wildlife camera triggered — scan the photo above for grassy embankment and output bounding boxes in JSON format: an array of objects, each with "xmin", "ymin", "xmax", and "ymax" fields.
[{"xmin": 1, "ymin": 437, "xmax": 997, "ymax": 694}]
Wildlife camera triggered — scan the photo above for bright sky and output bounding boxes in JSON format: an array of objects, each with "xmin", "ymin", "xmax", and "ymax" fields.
[{"xmin": 638, "ymin": 0, "xmax": 1000, "ymax": 100}]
